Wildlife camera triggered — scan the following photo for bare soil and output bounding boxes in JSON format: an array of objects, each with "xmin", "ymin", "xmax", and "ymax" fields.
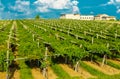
[
  {"xmin": 11, "ymin": 70, "xmax": 20, "ymax": 79},
  {"xmin": 84, "ymin": 61, "xmax": 120, "ymax": 75},
  {"xmin": 31, "ymin": 68, "xmax": 45, "ymax": 79},
  {"xmin": 48, "ymin": 67, "xmax": 58, "ymax": 79},
  {"xmin": 0, "ymin": 72, "xmax": 6, "ymax": 79},
  {"xmin": 31, "ymin": 67, "xmax": 57, "ymax": 79},
  {"xmin": 59, "ymin": 64, "xmax": 95, "ymax": 79}
]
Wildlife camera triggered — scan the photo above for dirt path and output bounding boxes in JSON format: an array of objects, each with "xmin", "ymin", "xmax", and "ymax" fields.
[
  {"xmin": 59, "ymin": 64, "xmax": 95, "ymax": 79},
  {"xmin": 48, "ymin": 67, "xmax": 57, "ymax": 79},
  {"xmin": 84, "ymin": 61, "xmax": 120, "ymax": 75},
  {"xmin": 12, "ymin": 70, "xmax": 20, "ymax": 79},
  {"xmin": 0, "ymin": 72, "xmax": 6, "ymax": 79},
  {"xmin": 78, "ymin": 67, "xmax": 96, "ymax": 79},
  {"xmin": 31, "ymin": 68, "xmax": 45, "ymax": 79},
  {"xmin": 31, "ymin": 67, "xmax": 57, "ymax": 79}
]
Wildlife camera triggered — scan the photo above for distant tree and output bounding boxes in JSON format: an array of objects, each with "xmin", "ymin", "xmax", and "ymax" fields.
[{"xmin": 35, "ymin": 14, "xmax": 40, "ymax": 20}]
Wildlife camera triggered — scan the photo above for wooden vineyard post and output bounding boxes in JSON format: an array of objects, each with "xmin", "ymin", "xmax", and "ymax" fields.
[
  {"xmin": 80, "ymin": 44, "xmax": 82, "ymax": 48},
  {"xmin": 84, "ymin": 31, "xmax": 86, "ymax": 36},
  {"xmin": 92, "ymin": 37, "xmax": 94, "ymax": 44},
  {"xmin": 90, "ymin": 37, "xmax": 94, "ymax": 62},
  {"xmin": 43, "ymin": 47, "xmax": 48, "ymax": 79},
  {"xmin": 100, "ymin": 31, "xmax": 102, "ymax": 35},
  {"xmin": 76, "ymin": 35, "xmax": 78, "ymax": 39},
  {"xmin": 101, "ymin": 43, "xmax": 109, "ymax": 67},
  {"xmin": 32, "ymin": 34, "xmax": 35, "ymax": 42},
  {"xmin": 106, "ymin": 43, "xmax": 109, "ymax": 65},
  {"xmin": 115, "ymin": 33, "xmax": 117, "ymax": 39},
  {"xmin": 6, "ymin": 35, "xmax": 11, "ymax": 79},
  {"xmin": 115, "ymin": 30, "xmax": 117, "ymax": 39},
  {"xmin": 6, "ymin": 43, "xmax": 10, "ymax": 79},
  {"xmin": 89, "ymin": 29, "xmax": 91, "ymax": 32},
  {"xmin": 37, "ymin": 39, "xmax": 40, "ymax": 48},
  {"xmin": 107, "ymin": 43, "xmax": 109, "ymax": 49},
  {"xmin": 96, "ymin": 34, "xmax": 99, "ymax": 39},
  {"xmin": 68, "ymin": 31, "xmax": 70, "ymax": 36},
  {"xmin": 101, "ymin": 54, "xmax": 106, "ymax": 67},
  {"xmin": 6, "ymin": 31, "xmax": 12, "ymax": 79},
  {"xmin": 74, "ymin": 61, "xmax": 79, "ymax": 72}
]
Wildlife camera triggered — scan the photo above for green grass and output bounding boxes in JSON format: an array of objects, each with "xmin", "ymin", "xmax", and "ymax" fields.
[
  {"xmin": 51, "ymin": 64, "xmax": 80, "ymax": 79},
  {"xmin": 19, "ymin": 60, "xmax": 33, "ymax": 79},
  {"xmin": 80, "ymin": 61, "xmax": 120, "ymax": 79},
  {"xmin": 107, "ymin": 60, "xmax": 120, "ymax": 69}
]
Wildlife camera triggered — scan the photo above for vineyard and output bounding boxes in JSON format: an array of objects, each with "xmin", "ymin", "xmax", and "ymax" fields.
[{"xmin": 0, "ymin": 19, "xmax": 120, "ymax": 79}]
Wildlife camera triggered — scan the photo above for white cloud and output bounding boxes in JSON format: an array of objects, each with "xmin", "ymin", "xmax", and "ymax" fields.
[
  {"xmin": 34, "ymin": 0, "xmax": 80, "ymax": 13},
  {"xmin": 107, "ymin": 0, "xmax": 114, "ymax": 5},
  {"xmin": 34, "ymin": 0, "xmax": 71, "ymax": 12},
  {"xmin": 37, "ymin": 6, "xmax": 49, "ymax": 12},
  {"xmin": 72, "ymin": 6, "xmax": 79, "ymax": 13},
  {"xmin": 101, "ymin": 0, "xmax": 120, "ymax": 6},
  {"xmin": 72, "ymin": 0, "xmax": 80, "ymax": 13},
  {"xmin": 116, "ymin": 6, "xmax": 120, "ymax": 13},
  {"xmin": 10, "ymin": 0, "xmax": 30, "ymax": 14},
  {"xmin": 51, "ymin": 0, "xmax": 71, "ymax": 9},
  {"xmin": 107, "ymin": 0, "xmax": 120, "ymax": 5},
  {"xmin": 117, "ymin": 9, "xmax": 120, "ymax": 13},
  {"xmin": 34, "ymin": 0, "xmax": 71, "ymax": 9},
  {"xmin": 101, "ymin": 0, "xmax": 120, "ymax": 14},
  {"xmin": 116, "ymin": 0, "xmax": 120, "ymax": 2},
  {"xmin": 109, "ymin": 0, "xmax": 120, "ymax": 14},
  {"xmin": 72, "ymin": 0, "xmax": 79, "ymax": 5}
]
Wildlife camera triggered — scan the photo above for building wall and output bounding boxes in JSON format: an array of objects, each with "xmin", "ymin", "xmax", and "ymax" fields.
[
  {"xmin": 94, "ymin": 14, "xmax": 116, "ymax": 20},
  {"xmin": 95, "ymin": 17, "xmax": 101, "ymax": 20},
  {"xmin": 60, "ymin": 14, "xmax": 94, "ymax": 20},
  {"xmin": 80, "ymin": 15, "xmax": 94, "ymax": 20},
  {"xmin": 106, "ymin": 17, "xmax": 116, "ymax": 20},
  {"xmin": 60, "ymin": 14, "xmax": 116, "ymax": 21},
  {"xmin": 60, "ymin": 14, "xmax": 80, "ymax": 20}
]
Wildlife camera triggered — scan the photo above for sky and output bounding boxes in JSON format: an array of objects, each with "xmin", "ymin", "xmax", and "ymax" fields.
[{"xmin": 0, "ymin": 0, "xmax": 120, "ymax": 19}]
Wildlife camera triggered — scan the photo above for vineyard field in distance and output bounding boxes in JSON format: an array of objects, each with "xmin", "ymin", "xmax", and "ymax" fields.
[{"xmin": 0, "ymin": 19, "xmax": 120, "ymax": 79}]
